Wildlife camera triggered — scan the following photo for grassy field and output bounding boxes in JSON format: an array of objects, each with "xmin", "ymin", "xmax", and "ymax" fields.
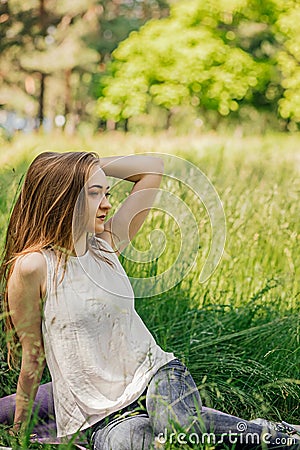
[{"xmin": 0, "ymin": 130, "xmax": 299, "ymax": 448}]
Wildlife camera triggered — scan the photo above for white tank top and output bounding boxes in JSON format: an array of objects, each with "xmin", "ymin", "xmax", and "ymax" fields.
[{"xmin": 41, "ymin": 236, "xmax": 175, "ymax": 438}]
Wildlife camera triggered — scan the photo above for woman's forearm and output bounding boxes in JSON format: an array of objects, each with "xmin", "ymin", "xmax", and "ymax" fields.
[
  {"xmin": 100, "ymin": 154, "xmax": 165, "ymax": 249},
  {"xmin": 100, "ymin": 155, "xmax": 164, "ymax": 182},
  {"xmin": 13, "ymin": 359, "xmax": 45, "ymax": 432}
]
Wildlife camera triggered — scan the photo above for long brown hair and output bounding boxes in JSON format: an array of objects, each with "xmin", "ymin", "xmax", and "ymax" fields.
[{"xmin": 0, "ymin": 151, "xmax": 114, "ymax": 367}]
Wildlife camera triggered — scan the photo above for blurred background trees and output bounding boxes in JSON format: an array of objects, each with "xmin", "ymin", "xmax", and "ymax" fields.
[
  {"xmin": 1, "ymin": 0, "xmax": 300, "ymax": 135},
  {"xmin": 0, "ymin": 0, "xmax": 168, "ymax": 133}
]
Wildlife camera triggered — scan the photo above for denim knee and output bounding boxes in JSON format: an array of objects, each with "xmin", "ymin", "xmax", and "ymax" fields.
[
  {"xmin": 146, "ymin": 358, "xmax": 203, "ymax": 434},
  {"xmin": 92, "ymin": 414, "xmax": 153, "ymax": 450}
]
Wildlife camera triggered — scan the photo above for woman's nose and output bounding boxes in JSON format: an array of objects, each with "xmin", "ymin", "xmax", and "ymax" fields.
[{"xmin": 100, "ymin": 195, "xmax": 112, "ymax": 209}]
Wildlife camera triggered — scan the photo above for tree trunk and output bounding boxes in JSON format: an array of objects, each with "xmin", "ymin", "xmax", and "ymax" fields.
[
  {"xmin": 38, "ymin": 73, "xmax": 45, "ymax": 127},
  {"xmin": 38, "ymin": 0, "xmax": 46, "ymax": 128},
  {"xmin": 124, "ymin": 118, "xmax": 129, "ymax": 132},
  {"xmin": 166, "ymin": 110, "xmax": 172, "ymax": 129},
  {"xmin": 64, "ymin": 68, "xmax": 72, "ymax": 117},
  {"xmin": 63, "ymin": 68, "xmax": 72, "ymax": 132}
]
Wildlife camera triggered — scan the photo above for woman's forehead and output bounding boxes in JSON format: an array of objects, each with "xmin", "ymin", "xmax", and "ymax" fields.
[{"xmin": 87, "ymin": 165, "xmax": 108, "ymax": 189}]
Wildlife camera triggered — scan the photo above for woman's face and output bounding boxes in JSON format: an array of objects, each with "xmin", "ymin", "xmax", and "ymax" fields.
[{"xmin": 85, "ymin": 164, "xmax": 112, "ymax": 234}]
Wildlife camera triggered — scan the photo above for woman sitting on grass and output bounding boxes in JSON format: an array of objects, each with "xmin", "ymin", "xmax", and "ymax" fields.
[{"xmin": 0, "ymin": 151, "xmax": 299, "ymax": 449}]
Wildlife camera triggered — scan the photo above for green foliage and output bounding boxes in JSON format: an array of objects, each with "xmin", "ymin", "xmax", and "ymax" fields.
[
  {"xmin": 0, "ymin": 0, "xmax": 169, "ymax": 130},
  {"xmin": 3, "ymin": 0, "xmax": 300, "ymax": 132},
  {"xmin": 276, "ymin": 4, "xmax": 300, "ymax": 123},
  {"xmin": 96, "ymin": 0, "xmax": 300, "ymax": 129},
  {"xmin": 0, "ymin": 0, "xmax": 101, "ymax": 126}
]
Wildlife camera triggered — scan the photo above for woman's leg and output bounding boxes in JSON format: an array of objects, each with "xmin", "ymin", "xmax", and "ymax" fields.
[
  {"xmin": 92, "ymin": 414, "xmax": 153, "ymax": 450},
  {"xmin": 146, "ymin": 358, "xmax": 203, "ymax": 436},
  {"xmin": 0, "ymin": 382, "xmax": 56, "ymax": 437},
  {"xmin": 200, "ymin": 407, "xmax": 300, "ymax": 450},
  {"xmin": 146, "ymin": 359, "xmax": 300, "ymax": 450}
]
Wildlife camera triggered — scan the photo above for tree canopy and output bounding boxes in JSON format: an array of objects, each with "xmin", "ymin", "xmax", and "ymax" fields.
[
  {"xmin": 96, "ymin": 0, "xmax": 300, "ymax": 130},
  {"xmin": 0, "ymin": 0, "xmax": 168, "ymax": 131},
  {"xmin": 1, "ymin": 0, "xmax": 300, "ymax": 132}
]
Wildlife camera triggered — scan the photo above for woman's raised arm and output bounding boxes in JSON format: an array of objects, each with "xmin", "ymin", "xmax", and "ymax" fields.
[
  {"xmin": 99, "ymin": 155, "xmax": 164, "ymax": 254},
  {"xmin": 7, "ymin": 252, "xmax": 46, "ymax": 434}
]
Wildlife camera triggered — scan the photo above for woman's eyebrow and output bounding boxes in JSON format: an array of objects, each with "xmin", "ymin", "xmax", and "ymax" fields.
[{"xmin": 88, "ymin": 184, "xmax": 110, "ymax": 190}]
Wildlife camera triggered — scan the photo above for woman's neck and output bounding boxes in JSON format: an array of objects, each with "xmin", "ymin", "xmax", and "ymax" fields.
[{"xmin": 74, "ymin": 233, "xmax": 89, "ymax": 257}]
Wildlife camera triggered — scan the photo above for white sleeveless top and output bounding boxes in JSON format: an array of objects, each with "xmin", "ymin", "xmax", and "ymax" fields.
[{"xmin": 41, "ymin": 236, "xmax": 175, "ymax": 438}]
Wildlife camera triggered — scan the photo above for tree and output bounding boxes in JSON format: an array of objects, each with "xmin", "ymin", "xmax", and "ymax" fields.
[
  {"xmin": 0, "ymin": 0, "xmax": 170, "ymax": 132},
  {"xmin": 0, "ymin": 0, "xmax": 101, "ymax": 130},
  {"xmin": 275, "ymin": 2, "xmax": 300, "ymax": 127},
  {"xmin": 90, "ymin": 0, "xmax": 170, "ymax": 128},
  {"xmin": 96, "ymin": 0, "xmax": 300, "ymax": 130}
]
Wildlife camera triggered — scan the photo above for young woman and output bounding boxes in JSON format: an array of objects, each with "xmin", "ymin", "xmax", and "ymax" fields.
[{"xmin": 0, "ymin": 151, "xmax": 299, "ymax": 449}]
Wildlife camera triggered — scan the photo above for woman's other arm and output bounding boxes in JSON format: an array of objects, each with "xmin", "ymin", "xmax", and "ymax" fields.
[
  {"xmin": 100, "ymin": 155, "xmax": 164, "ymax": 254},
  {"xmin": 7, "ymin": 253, "xmax": 46, "ymax": 434}
]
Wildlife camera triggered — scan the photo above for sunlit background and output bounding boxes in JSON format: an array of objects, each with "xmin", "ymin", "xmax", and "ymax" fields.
[{"xmin": 1, "ymin": 0, "xmax": 300, "ymax": 137}]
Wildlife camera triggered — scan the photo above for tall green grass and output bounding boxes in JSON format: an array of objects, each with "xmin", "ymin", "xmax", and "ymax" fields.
[{"xmin": 0, "ymin": 131, "xmax": 299, "ymax": 448}]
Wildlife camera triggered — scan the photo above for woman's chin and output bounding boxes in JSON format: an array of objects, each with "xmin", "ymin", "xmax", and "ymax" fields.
[{"xmin": 94, "ymin": 223, "xmax": 105, "ymax": 234}]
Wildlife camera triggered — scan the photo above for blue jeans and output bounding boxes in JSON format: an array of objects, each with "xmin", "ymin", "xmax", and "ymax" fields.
[{"xmin": 91, "ymin": 359, "xmax": 300, "ymax": 450}]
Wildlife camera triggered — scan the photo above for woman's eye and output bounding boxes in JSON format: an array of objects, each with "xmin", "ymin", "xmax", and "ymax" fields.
[{"xmin": 88, "ymin": 191, "xmax": 111, "ymax": 198}]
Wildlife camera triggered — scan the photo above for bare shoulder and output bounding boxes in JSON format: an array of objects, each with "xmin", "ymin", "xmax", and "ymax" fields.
[
  {"xmin": 9, "ymin": 252, "xmax": 47, "ymax": 301},
  {"xmin": 13, "ymin": 252, "xmax": 46, "ymax": 279},
  {"xmin": 8, "ymin": 253, "xmax": 47, "ymax": 336}
]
